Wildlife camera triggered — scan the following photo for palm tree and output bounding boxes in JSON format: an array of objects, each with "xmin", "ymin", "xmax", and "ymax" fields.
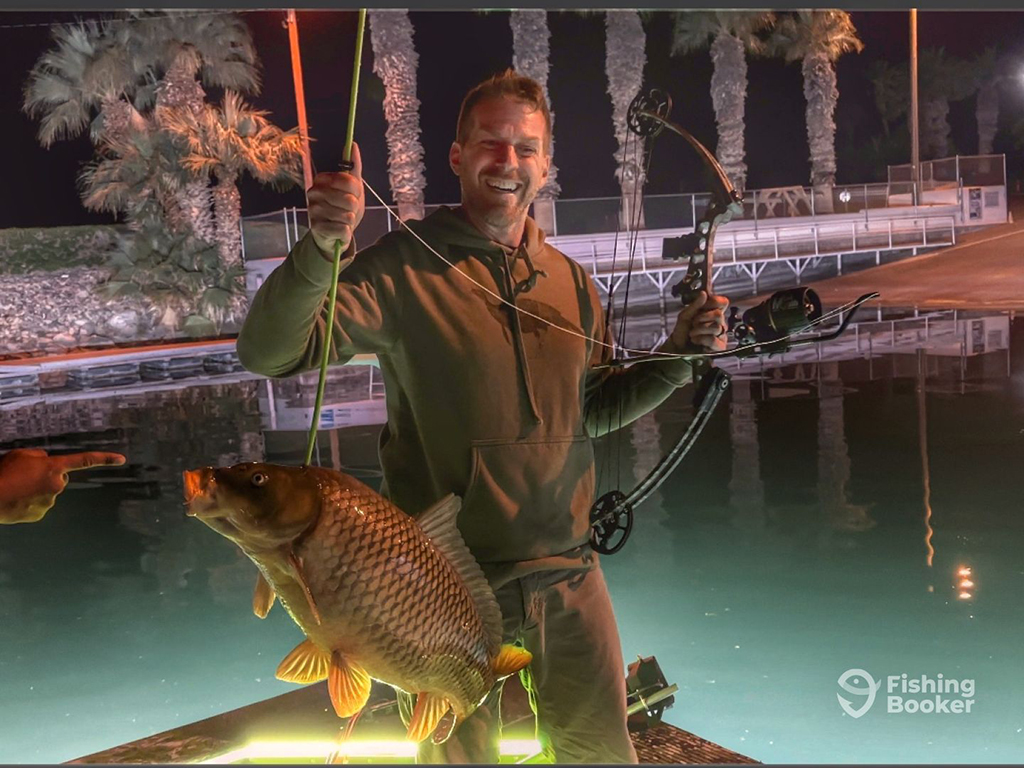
[
  {"xmin": 160, "ymin": 91, "xmax": 305, "ymax": 266},
  {"xmin": 771, "ymin": 10, "xmax": 863, "ymax": 208},
  {"xmin": 510, "ymin": 10, "xmax": 561, "ymax": 234},
  {"xmin": 869, "ymin": 50, "xmax": 973, "ymax": 161},
  {"xmin": 368, "ymin": 10, "xmax": 427, "ymax": 222},
  {"xmin": 972, "ymin": 47, "xmax": 1004, "ymax": 155},
  {"xmin": 23, "ymin": 20, "xmax": 140, "ymax": 148},
  {"xmin": 24, "ymin": 12, "xmax": 262, "ymax": 242},
  {"xmin": 604, "ymin": 10, "xmax": 648, "ymax": 230},
  {"xmin": 136, "ymin": 11, "xmax": 262, "ymax": 243},
  {"xmin": 867, "ymin": 59, "xmax": 905, "ymax": 138},
  {"xmin": 670, "ymin": 11, "xmax": 775, "ymax": 192}
]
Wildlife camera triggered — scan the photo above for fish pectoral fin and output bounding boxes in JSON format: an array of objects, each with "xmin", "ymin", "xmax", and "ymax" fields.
[
  {"xmin": 406, "ymin": 692, "xmax": 451, "ymax": 743},
  {"xmin": 252, "ymin": 572, "xmax": 276, "ymax": 619},
  {"xmin": 493, "ymin": 643, "xmax": 533, "ymax": 679},
  {"xmin": 276, "ymin": 638, "xmax": 331, "ymax": 683},
  {"xmin": 287, "ymin": 550, "xmax": 322, "ymax": 625},
  {"xmin": 328, "ymin": 651, "xmax": 371, "ymax": 718}
]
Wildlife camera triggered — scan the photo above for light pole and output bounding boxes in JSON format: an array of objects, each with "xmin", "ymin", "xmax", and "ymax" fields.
[
  {"xmin": 910, "ymin": 9, "xmax": 921, "ymax": 204},
  {"xmin": 286, "ymin": 9, "xmax": 314, "ymax": 191}
]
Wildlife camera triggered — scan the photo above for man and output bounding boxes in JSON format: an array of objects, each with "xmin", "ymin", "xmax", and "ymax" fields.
[
  {"xmin": 0, "ymin": 449, "xmax": 126, "ymax": 524},
  {"xmin": 238, "ymin": 70, "xmax": 727, "ymax": 763}
]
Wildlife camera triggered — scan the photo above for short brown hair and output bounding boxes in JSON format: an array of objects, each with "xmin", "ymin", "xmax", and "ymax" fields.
[{"xmin": 455, "ymin": 69, "xmax": 551, "ymax": 151}]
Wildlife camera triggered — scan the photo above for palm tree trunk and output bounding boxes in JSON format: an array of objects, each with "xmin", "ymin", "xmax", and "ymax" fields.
[
  {"xmin": 511, "ymin": 10, "xmax": 561, "ymax": 234},
  {"xmin": 158, "ymin": 50, "xmax": 217, "ymax": 242},
  {"xmin": 976, "ymin": 82, "xmax": 999, "ymax": 155},
  {"xmin": 709, "ymin": 31, "xmax": 748, "ymax": 192},
  {"xmin": 605, "ymin": 11, "xmax": 647, "ymax": 231},
  {"xmin": 803, "ymin": 50, "xmax": 839, "ymax": 212},
  {"xmin": 213, "ymin": 168, "xmax": 242, "ymax": 267},
  {"xmin": 921, "ymin": 97, "xmax": 951, "ymax": 159},
  {"xmin": 368, "ymin": 11, "xmax": 427, "ymax": 222}
]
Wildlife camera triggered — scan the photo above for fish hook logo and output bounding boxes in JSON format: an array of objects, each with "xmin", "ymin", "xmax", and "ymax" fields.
[{"xmin": 837, "ymin": 668, "xmax": 880, "ymax": 718}]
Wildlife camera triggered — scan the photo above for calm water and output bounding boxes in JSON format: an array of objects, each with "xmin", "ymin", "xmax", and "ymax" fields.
[{"xmin": 1, "ymin": 312, "xmax": 1021, "ymax": 764}]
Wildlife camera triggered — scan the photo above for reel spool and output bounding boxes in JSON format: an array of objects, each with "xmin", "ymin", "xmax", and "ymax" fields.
[{"xmin": 733, "ymin": 286, "xmax": 823, "ymax": 345}]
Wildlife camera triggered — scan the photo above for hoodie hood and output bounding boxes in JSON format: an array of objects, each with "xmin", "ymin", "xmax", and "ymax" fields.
[{"xmin": 409, "ymin": 206, "xmax": 548, "ymax": 261}]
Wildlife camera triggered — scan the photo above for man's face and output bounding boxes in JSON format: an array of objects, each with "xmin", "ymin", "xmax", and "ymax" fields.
[{"xmin": 449, "ymin": 96, "xmax": 550, "ymax": 230}]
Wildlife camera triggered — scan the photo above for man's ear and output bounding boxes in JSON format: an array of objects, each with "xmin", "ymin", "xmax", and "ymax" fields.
[{"xmin": 449, "ymin": 141, "xmax": 461, "ymax": 176}]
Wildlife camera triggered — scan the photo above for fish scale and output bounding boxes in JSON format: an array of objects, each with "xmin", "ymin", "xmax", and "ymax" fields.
[{"xmin": 289, "ymin": 469, "xmax": 494, "ymax": 707}]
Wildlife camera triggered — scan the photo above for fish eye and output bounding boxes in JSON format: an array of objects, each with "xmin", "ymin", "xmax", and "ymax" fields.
[{"xmin": 251, "ymin": 472, "xmax": 269, "ymax": 487}]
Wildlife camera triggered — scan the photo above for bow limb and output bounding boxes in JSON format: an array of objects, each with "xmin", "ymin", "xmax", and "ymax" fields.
[{"xmin": 589, "ymin": 93, "xmax": 738, "ymax": 555}]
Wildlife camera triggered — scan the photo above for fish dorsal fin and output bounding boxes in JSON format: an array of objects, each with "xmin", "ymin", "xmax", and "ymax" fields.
[
  {"xmin": 416, "ymin": 494, "xmax": 502, "ymax": 649},
  {"xmin": 493, "ymin": 643, "xmax": 532, "ymax": 679},
  {"xmin": 407, "ymin": 692, "xmax": 451, "ymax": 743},
  {"xmin": 253, "ymin": 572, "xmax": 276, "ymax": 619},
  {"xmin": 328, "ymin": 651, "xmax": 371, "ymax": 718},
  {"xmin": 276, "ymin": 638, "xmax": 330, "ymax": 683}
]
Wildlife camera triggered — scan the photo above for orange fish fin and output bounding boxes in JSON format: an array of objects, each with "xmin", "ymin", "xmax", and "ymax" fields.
[
  {"xmin": 493, "ymin": 643, "xmax": 532, "ymax": 679},
  {"xmin": 287, "ymin": 550, "xmax": 322, "ymax": 625},
  {"xmin": 328, "ymin": 650, "xmax": 371, "ymax": 718},
  {"xmin": 415, "ymin": 494, "xmax": 503, "ymax": 650},
  {"xmin": 252, "ymin": 572, "xmax": 276, "ymax": 619},
  {"xmin": 406, "ymin": 692, "xmax": 451, "ymax": 743},
  {"xmin": 276, "ymin": 638, "xmax": 331, "ymax": 683}
]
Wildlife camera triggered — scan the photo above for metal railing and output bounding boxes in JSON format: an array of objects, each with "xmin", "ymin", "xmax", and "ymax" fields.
[
  {"xmin": 888, "ymin": 153, "xmax": 1006, "ymax": 190},
  {"xmin": 240, "ymin": 154, "xmax": 1003, "ymax": 262}
]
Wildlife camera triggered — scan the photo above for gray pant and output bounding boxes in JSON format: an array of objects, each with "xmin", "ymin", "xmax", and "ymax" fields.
[{"xmin": 399, "ymin": 563, "xmax": 637, "ymax": 764}]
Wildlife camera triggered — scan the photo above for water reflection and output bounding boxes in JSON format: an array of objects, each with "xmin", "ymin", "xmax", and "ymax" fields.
[{"xmin": 0, "ymin": 308, "xmax": 1020, "ymax": 763}]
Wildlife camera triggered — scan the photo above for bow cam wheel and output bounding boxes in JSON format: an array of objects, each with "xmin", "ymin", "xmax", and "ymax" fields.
[
  {"xmin": 627, "ymin": 89, "xmax": 673, "ymax": 139},
  {"xmin": 589, "ymin": 490, "xmax": 634, "ymax": 555}
]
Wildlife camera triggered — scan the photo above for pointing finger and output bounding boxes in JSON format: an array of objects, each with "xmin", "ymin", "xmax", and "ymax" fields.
[{"xmin": 53, "ymin": 452, "xmax": 127, "ymax": 473}]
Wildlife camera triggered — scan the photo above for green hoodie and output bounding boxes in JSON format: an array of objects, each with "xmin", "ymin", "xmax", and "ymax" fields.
[{"xmin": 238, "ymin": 207, "xmax": 693, "ymax": 586}]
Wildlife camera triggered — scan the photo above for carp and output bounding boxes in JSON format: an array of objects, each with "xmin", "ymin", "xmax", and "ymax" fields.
[{"xmin": 183, "ymin": 462, "xmax": 531, "ymax": 742}]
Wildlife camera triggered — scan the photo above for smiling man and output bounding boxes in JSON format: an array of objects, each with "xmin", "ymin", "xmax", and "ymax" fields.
[{"xmin": 238, "ymin": 70, "xmax": 727, "ymax": 763}]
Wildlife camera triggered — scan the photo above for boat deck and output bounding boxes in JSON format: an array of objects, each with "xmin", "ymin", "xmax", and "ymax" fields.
[{"xmin": 69, "ymin": 679, "xmax": 757, "ymax": 765}]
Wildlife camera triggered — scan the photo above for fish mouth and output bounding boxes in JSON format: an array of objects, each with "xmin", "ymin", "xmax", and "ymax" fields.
[{"xmin": 183, "ymin": 468, "xmax": 217, "ymax": 518}]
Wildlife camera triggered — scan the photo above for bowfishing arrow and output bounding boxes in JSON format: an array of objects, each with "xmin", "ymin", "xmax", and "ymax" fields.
[{"xmin": 305, "ymin": 8, "xmax": 367, "ymax": 467}]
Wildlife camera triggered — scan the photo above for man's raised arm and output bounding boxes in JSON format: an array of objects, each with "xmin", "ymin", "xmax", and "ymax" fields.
[{"xmin": 238, "ymin": 143, "xmax": 390, "ymax": 377}]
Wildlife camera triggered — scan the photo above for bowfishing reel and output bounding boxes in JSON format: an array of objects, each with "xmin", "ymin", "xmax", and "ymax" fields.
[
  {"xmin": 731, "ymin": 287, "xmax": 823, "ymax": 347},
  {"xmin": 589, "ymin": 490, "xmax": 634, "ymax": 555}
]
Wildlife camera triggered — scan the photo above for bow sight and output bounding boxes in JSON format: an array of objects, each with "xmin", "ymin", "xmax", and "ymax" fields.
[{"xmin": 589, "ymin": 87, "xmax": 879, "ymax": 557}]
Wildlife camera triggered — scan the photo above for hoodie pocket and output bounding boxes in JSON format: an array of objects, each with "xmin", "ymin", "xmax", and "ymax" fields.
[{"xmin": 458, "ymin": 435, "xmax": 595, "ymax": 563}]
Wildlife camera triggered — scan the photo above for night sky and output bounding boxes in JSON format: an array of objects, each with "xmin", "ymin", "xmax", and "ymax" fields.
[{"xmin": 5, "ymin": 9, "xmax": 1024, "ymax": 230}]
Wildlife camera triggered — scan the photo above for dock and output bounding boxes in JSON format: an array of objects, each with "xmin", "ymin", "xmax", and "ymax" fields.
[{"xmin": 791, "ymin": 197, "xmax": 1024, "ymax": 311}]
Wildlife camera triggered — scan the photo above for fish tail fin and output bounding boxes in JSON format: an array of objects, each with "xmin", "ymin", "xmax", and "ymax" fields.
[
  {"xmin": 406, "ymin": 692, "xmax": 451, "ymax": 743},
  {"xmin": 328, "ymin": 651, "xmax": 372, "ymax": 718},
  {"xmin": 493, "ymin": 643, "xmax": 533, "ymax": 679}
]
